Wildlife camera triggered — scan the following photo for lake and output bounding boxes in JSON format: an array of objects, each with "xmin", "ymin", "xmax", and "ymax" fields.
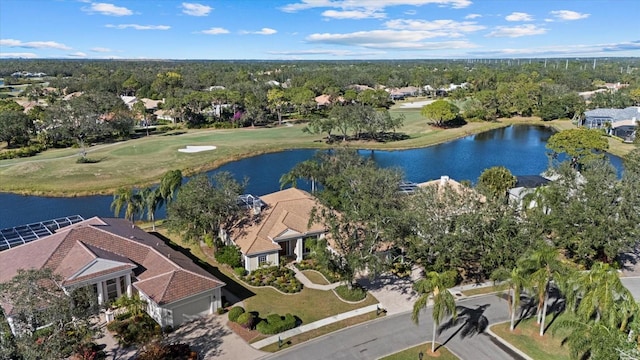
[{"xmin": 0, "ymin": 125, "xmax": 622, "ymax": 228}]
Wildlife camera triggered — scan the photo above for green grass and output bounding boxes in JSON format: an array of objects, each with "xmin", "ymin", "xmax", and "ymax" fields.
[
  {"xmin": 334, "ymin": 284, "xmax": 367, "ymax": 302},
  {"xmin": 155, "ymin": 228, "xmax": 378, "ymax": 326},
  {"xmin": 301, "ymin": 270, "xmax": 330, "ymax": 285},
  {"xmin": 491, "ymin": 316, "xmax": 571, "ymax": 360},
  {"xmin": 245, "ymin": 287, "xmax": 378, "ymax": 325},
  {"xmin": 259, "ymin": 311, "xmax": 382, "ymax": 352},
  {"xmin": 380, "ymin": 342, "xmax": 459, "ymax": 360},
  {"xmin": 0, "ymin": 112, "xmax": 569, "ymax": 195}
]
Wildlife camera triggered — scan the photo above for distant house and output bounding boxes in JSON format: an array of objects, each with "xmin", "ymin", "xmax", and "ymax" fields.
[
  {"xmin": 0, "ymin": 217, "xmax": 225, "ymax": 333},
  {"xmin": 225, "ymin": 188, "xmax": 327, "ymax": 272},
  {"xmin": 582, "ymin": 106, "xmax": 639, "ymax": 141},
  {"xmin": 387, "ymin": 86, "xmax": 420, "ymax": 100},
  {"xmin": 508, "ymin": 175, "xmax": 551, "ymax": 209},
  {"xmin": 315, "ymin": 94, "xmax": 344, "ymax": 108}
]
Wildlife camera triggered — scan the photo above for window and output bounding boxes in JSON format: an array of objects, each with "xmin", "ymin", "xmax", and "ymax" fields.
[
  {"xmin": 258, "ymin": 255, "xmax": 267, "ymax": 266},
  {"xmin": 106, "ymin": 278, "xmax": 118, "ymax": 300}
]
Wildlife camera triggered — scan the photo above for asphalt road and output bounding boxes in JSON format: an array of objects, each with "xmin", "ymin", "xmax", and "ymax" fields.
[
  {"xmin": 266, "ymin": 293, "xmax": 522, "ymax": 360},
  {"xmin": 621, "ymin": 277, "xmax": 640, "ymax": 301}
]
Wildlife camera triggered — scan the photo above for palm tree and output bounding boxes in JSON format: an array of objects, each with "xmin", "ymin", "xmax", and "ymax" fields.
[
  {"xmin": 490, "ymin": 266, "xmax": 529, "ymax": 331},
  {"xmin": 568, "ymin": 262, "xmax": 637, "ymax": 331},
  {"xmin": 518, "ymin": 245, "xmax": 564, "ymax": 336},
  {"xmin": 279, "ymin": 170, "xmax": 298, "ymax": 189},
  {"xmin": 159, "ymin": 169, "xmax": 182, "ymax": 204},
  {"xmin": 412, "ymin": 270, "xmax": 458, "ymax": 353},
  {"xmin": 140, "ymin": 187, "xmax": 162, "ymax": 231},
  {"xmin": 111, "ymin": 187, "xmax": 142, "ymax": 223}
]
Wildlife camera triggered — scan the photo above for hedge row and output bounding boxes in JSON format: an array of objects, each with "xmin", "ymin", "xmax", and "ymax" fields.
[
  {"xmin": 255, "ymin": 313, "xmax": 297, "ymax": 335},
  {"xmin": 0, "ymin": 143, "xmax": 47, "ymax": 160}
]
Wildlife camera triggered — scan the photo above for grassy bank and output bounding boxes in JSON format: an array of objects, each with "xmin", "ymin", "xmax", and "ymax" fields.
[{"xmin": 0, "ymin": 108, "xmax": 632, "ymax": 196}]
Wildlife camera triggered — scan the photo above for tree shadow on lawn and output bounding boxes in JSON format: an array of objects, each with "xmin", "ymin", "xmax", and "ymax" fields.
[
  {"xmin": 436, "ymin": 304, "xmax": 490, "ymax": 350},
  {"xmin": 166, "ymin": 315, "xmax": 230, "ymax": 359},
  {"xmin": 151, "ymin": 232, "xmax": 255, "ymax": 302}
]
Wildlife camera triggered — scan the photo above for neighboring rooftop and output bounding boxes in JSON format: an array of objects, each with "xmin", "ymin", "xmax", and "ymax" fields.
[
  {"xmin": 514, "ymin": 175, "xmax": 551, "ymax": 188},
  {"xmin": 584, "ymin": 106, "xmax": 640, "ymax": 122},
  {"xmin": 0, "ymin": 215, "xmax": 84, "ymax": 251}
]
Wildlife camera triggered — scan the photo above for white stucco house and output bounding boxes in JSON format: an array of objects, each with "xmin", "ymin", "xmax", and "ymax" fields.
[
  {"xmin": 226, "ymin": 188, "xmax": 327, "ymax": 272},
  {"xmin": 0, "ymin": 217, "xmax": 225, "ymax": 333}
]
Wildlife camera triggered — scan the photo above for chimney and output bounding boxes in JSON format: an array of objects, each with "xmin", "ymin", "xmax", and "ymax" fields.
[{"xmin": 440, "ymin": 175, "xmax": 450, "ymax": 186}]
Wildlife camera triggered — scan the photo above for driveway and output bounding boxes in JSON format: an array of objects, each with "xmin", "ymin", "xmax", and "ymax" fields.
[{"xmin": 166, "ymin": 314, "xmax": 266, "ymax": 360}]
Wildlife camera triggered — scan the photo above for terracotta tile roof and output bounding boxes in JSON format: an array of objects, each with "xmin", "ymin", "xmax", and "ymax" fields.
[
  {"xmin": 0, "ymin": 217, "xmax": 224, "ymax": 307},
  {"xmin": 232, "ymin": 188, "xmax": 326, "ymax": 256},
  {"xmin": 134, "ymin": 269, "xmax": 220, "ymax": 305}
]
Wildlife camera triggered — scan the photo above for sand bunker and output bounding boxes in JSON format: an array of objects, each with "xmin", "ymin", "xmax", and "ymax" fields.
[{"xmin": 178, "ymin": 145, "xmax": 217, "ymax": 153}]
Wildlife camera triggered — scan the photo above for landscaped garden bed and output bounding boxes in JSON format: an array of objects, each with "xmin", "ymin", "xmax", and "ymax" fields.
[
  {"xmin": 295, "ymin": 259, "xmax": 342, "ymax": 283},
  {"xmin": 106, "ymin": 312, "xmax": 162, "ymax": 347},
  {"xmin": 227, "ymin": 306, "xmax": 299, "ymax": 336},
  {"xmin": 242, "ymin": 266, "xmax": 302, "ymax": 293}
]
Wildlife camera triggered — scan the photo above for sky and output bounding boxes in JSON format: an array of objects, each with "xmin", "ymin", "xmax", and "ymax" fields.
[{"xmin": 1, "ymin": 0, "xmax": 639, "ymax": 60}]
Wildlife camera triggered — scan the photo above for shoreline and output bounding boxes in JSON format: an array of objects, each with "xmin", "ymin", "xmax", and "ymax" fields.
[{"xmin": 0, "ymin": 117, "xmax": 632, "ymax": 197}]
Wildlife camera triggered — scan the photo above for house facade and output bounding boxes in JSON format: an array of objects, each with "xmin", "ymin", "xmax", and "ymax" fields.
[
  {"xmin": 0, "ymin": 217, "xmax": 225, "ymax": 333},
  {"xmin": 226, "ymin": 188, "xmax": 327, "ymax": 272},
  {"xmin": 582, "ymin": 106, "xmax": 639, "ymax": 141}
]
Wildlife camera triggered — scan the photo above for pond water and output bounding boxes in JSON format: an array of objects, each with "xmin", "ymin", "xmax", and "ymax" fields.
[{"xmin": 0, "ymin": 125, "xmax": 622, "ymax": 228}]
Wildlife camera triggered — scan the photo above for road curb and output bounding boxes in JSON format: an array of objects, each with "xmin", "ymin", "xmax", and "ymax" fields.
[{"xmin": 486, "ymin": 325, "xmax": 534, "ymax": 360}]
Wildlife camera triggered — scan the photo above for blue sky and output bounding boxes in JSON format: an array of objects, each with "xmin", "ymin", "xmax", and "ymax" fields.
[{"xmin": 1, "ymin": 0, "xmax": 639, "ymax": 60}]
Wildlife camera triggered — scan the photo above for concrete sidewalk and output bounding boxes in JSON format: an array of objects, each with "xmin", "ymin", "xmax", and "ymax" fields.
[
  {"xmin": 287, "ymin": 264, "xmax": 341, "ymax": 291},
  {"xmin": 251, "ymin": 304, "xmax": 380, "ymax": 349}
]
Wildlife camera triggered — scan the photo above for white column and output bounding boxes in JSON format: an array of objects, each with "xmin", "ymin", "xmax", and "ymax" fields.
[
  {"xmin": 209, "ymin": 293, "xmax": 215, "ymax": 314},
  {"xmin": 116, "ymin": 278, "xmax": 122, "ymax": 297},
  {"xmin": 97, "ymin": 281, "xmax": 105, "ymax": 305},
  {"xmin": 125, "ymin": 273, "xmax": 132, "ymax": 297},
  {"xmin": 295, "ymin": 238, "xmax": 303, "ymax": 261}
]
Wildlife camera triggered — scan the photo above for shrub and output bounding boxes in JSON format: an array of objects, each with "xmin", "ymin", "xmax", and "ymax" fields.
[
  {"xmin": 256, "ymin": 313, "xmax": 297, "ymax": 335},
  {"xmin": 335, "ymin": 284, "xmax": 367, "ymax": 302},
  {"xmin": 105, "ymin": 313, "xmax": 161, "ymax": 347},
  {"xmin": 234, "ymin": 267, "xmax": 247, "ymax": 277},
  {"xmin": 241, "ymin": 266, "xmax": 303, "ymax": 293},
  {"xmin": 236, "ymin": 312, "xmax": 255, "ymax": 329},
  {"xmin": 228, "ymin": 306, "xmax": 245, "ymax": 322},
  {"xmin": 215, "ymin": 245, "xmax": 242, "ymax": 268},
  {"xmin": 217, "ymin": 307, "xmax": 226, "ymax": 315}
]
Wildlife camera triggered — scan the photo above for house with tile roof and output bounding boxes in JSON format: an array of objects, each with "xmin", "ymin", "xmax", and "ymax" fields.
[
  {"xmin": 0, "ymin": 217, "xmax": 225, "ymax": 332},
  {"xmin": 226, "ymin": 188, "xmax": 327, "ymax": 272},
  {"xmin": 582, "ymin": 106, "xmax": 639, "ymax": 141}
]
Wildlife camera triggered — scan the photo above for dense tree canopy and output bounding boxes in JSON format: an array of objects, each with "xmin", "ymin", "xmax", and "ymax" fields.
[{"xmin": 166, "ymin": 172, "xmax": 245, "ymax": 248}]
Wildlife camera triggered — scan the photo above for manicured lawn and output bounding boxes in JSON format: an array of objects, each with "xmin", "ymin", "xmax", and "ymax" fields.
[
  {"xmin": 259, "ymin": 311, "xmax": 382, "ymax": 352},
  {"xmin": 301, "ymin": 270, "xmax": 330, "ymax": 285},
  {"xmin": 244, "ymin": 287, "xmax": 378, "ymax": 325},
  {"xmin": 0, "ymin": 113, "xmax": 569, "ymax": 195},
  {"xmin": 460, "ymin": 284, "xmax": 508, "ymax": 297},
  {"xmin": 491, "ymin": 316, "xmax": 571, "ymax": 360},
  {"xmin": 380, "ymin": 342, "xmax": 459, "ymax": 360},
  {"xmin": 155, "ymin": 228, "xmax": 378, "ymax": 326}
]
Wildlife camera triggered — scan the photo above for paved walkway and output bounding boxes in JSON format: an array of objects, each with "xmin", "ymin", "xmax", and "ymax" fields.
[
  {"xmin": 287, "ymin": 264, "xmax": 341, "ymax": 291},
  {"xmin": 252, "ymin": 304, "xmax": 380, "ymax": 349}
]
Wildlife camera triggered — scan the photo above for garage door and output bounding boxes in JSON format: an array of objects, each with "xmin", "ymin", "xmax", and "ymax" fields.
[{"xmin": 172, "ymin": 296, "xmax": 211, "ymax": 326}]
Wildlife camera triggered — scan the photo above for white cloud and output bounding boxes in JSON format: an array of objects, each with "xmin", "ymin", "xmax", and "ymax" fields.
[
  {"xmin": 306, "ymin": 30, "xmax": 476, "ymax": 50},
  {"xmin": 83, "ymin": 2, "xmax": 133, "ymax": 16},
  {"xmin": 0, "ymin": 39, "xmax": 71, "ymax": 50},
  {"xmin": 384, "ymin": 19, "xmax": 485, "ymax": 35},
  {"xmin": 470, "ymin": 40, "xmax": 640, "ymax": 57},
  {"xmin": 68, "ymin": 52, "xmax": 87, "ymax": 57},
  {"xmin": 550, "ymin": 10, "xmax": 589, "ymax": 21},
  {"xmin": 106, "ymin": 24, "xmax": 170, "ymax": 30},
  {"xmin": 486, "ymin": 24, "xmax": 547, "ymax": 38},
  {"xmin": 322, "ymin": 9, "xmax": 385, "ymax": 19},
  {"xmin": 0, "ymin": 52, "xmax": 38, "ymax": 58},
  {"xmin": 242, "ymin": 28, "xmax": 278, "ymax": 35},
  {"xmin": 90, "ymin": 47, "xmax": 112, "ymax": 52},
  {"xmin": 404, "ymin": 10, "xmax": 416, "ymax": 15},
  {"xmin": 268, "ymin": 49, "xmax": 385, "ymax": 57},
  {"xmin": 181, "ymin": 2, "xmax": 212, "ymax": 16},
  {"xmin": 281, "ymin": 0, "xmax": 472, "ymax": 13},
  {"xmin": 505, "ymin": 12, "xmax": 533, "ymax": 22},
  {"xmin": 200, "ymin": 27, "xmax": 230, "ymax": 35},
  {"xmin": 465, "ymin": 13, "xmax": 481, "ymax": 19}
]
